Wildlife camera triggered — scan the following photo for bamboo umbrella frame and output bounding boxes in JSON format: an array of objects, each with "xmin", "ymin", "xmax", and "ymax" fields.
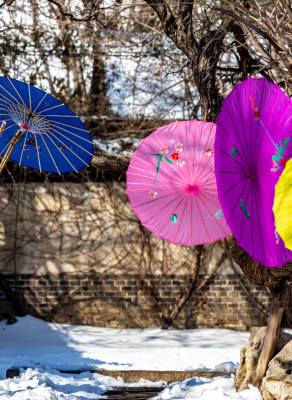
[{"xmin": 0, "ymin": 114, "xmax": 32, "ymax": 174}]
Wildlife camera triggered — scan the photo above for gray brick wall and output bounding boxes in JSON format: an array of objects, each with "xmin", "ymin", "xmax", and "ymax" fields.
[{"xmin": 0, "ymin": 273, "xmax": 291, "ymax": 330}]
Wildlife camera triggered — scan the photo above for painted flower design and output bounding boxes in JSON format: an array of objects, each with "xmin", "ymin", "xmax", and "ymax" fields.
[
  {"xmin": 215, "ymin": 210, "xmax": 223, "ymax": 219},
  {"xmin": 27, "ymin": 138, "xmax": 36, "ymax": 146},
  {"xmin": 160, "ymin": 145, "xmax": 168, "ymax": 154},
  {"xmin": 178, "ymin": 160, "xmax": 185, "ymax": 167},
  {"xmin": 171, "ymin": 152, "xmax": 179, "ymax": 160},
  {"xmin": 204, "ymin": 148, "xmax": 214, "ymax": 156},
  {"xmin": 271, "ymin": 138, "xmax": 289, "ymax": 172},
  {"xmin": 249, "ymin": 95, "xmax": 260, "ymax": 120},
  {"xmin": 169, "ymin": 138, "xmax": 175, "ymax": 143},
  {"xmin": 149, "ymin": 190, "xmax": 158, "ymax": 199},
  {"xmin": 175, "ymin": 143, "xmax": 183, "ymax": 152},
  {"xmin": 58, "ymin": 144, "xmax": 67, "ymax": 152}
]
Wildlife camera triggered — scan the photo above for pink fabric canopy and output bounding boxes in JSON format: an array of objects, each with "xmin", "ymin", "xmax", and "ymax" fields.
[{"xmin": 127, "ymin": 120, "xmax": 231, "ymax": 246}]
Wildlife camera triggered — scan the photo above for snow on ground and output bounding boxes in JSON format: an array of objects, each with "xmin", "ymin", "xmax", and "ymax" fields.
[
  {"xmin": 152, "ymin": 376, "xmax": 263, "ymax": 400},
  {"xmin": 93, "ymin": 137, "xmax": 141, "ymax": 155},
  {"xmin": 0, "ymin": 315, "xmax": 250, "ymax": 376},
  {"xmin": 0, "ymin": 316, "xmax": 275, "ymax": 399}
]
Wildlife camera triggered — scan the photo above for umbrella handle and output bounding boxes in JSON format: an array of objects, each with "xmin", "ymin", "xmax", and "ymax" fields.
[
  {"xmin": 0, "ymin": 128, "xmax": 22, "ymax": 174},
  {"xmin": 0, "ymin": 121, "xmax": 6, "ymax": 138}
]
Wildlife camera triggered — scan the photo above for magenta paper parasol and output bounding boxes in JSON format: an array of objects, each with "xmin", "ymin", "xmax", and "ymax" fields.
[
  {"xmin": 126, "ymin": 120, "xmax": 231, "ymax": 246},
  {"xmin": 215, "ymin": 77, "xmax": 292, "ymax": 267}
]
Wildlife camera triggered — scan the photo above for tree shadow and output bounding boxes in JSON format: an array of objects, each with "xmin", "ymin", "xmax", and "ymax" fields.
[{"xmin": 0, "ymin": 315, "xmax": 131, "ymax": 380}]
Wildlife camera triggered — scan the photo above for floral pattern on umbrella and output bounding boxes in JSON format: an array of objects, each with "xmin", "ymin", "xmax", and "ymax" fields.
[
  {"xmin": 215, "ymin": 77, "xmax": 292, "ymax": 267},
  {"xmin": 127, "ymin": 120, "xmax": 231, "ymax": 246}
]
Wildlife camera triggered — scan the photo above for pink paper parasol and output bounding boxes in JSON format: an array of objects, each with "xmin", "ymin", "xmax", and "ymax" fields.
[
  {"xmin": 215, "ymin": 77, "xmax": 292, "ymax": 267},
  {"xmin": 126, "ymin": 120, "xmax": 231, "ymax": 246}
]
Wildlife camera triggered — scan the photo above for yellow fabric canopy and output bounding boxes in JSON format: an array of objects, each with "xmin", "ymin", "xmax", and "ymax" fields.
[{"xmin": 273, "ymin": 158, "xmax": 292, "ymax": 250}]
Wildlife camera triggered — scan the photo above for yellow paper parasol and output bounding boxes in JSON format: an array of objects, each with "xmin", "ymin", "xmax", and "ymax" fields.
[{"xmin": 273, "ymin": 158, "xmax": 292, "ymax": 250}]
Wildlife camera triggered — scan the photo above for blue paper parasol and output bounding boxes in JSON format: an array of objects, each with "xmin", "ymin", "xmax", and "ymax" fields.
[{"xmin": 0, "ymin": 76, "xmax": 94, "ymax": 174}]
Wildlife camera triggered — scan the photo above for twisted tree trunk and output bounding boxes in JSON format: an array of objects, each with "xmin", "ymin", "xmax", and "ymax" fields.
[{"xmin": 228, "ymin": 235, "xmax": 292, "ymax": 388}]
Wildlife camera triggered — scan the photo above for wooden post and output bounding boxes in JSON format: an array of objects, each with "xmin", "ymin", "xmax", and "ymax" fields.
[
  {"xmin": 0, "ymin": 128, "xmax": 22, "ymax": 174},
  {"xmin": 253, "ymin": 280, "xmax": 290, "ymax": 388}
]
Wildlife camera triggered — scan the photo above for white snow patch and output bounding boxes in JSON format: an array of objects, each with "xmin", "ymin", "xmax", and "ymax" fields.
[
  {"xmin": 152, "ymin": 375, "xmax": 263, "ymax": 400},
  {"xmin": 1, "ymin": 316, "xmax": 287, "ymax": 399}
]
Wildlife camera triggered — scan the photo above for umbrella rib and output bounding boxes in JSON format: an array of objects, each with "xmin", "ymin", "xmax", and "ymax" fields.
[
  {"xmin": 237, "ymin": 86, "xmax": 253, "ymax": 164},
  {"xmin": 253, "ymin": 186, "xmax": 268, "ymax": 266},
  {"xmin": 126, "ymin": 171, "xmax": 158, "ymax": 180},
  {"xmin": 1, "ymin": 122, "xmax": 17, "ymax": 135},
  {"xmin": 193, "ymin": 124, "xmax": 213, "ymax": 183},
  {"xmin": 155, "ymin": 195, "xmax": 186, "ymax": 238},
  {"xmin": 225, "ymin": 184, "xmax": 246, "ymax": 227},
  {"xmin": 7, "ymin": 106, "xmax": 22, "ymax": 124},
  {"xmin": 177, "ymin": 122, "xmax": 191, "ymax": 183},
  {"xmin": 19, "ymin": 130, "xmax": 29, "ymax": 165},
  {"xmin": 34, "ymin": 103, "xmax": 65, "ymax": 115},
  {"xmin": 7, "ymin": 77, "xmax": 28, "ymax": 112},
  {"xmin": 0, "ymin": 83, "xmax": 29, "ymax": 112},
  {"xmin": 194, "ymin": 154, "xmax": 214, "ymax": 185},
  {"xmin": 215, "ymin": 170, "xmax": 242, "ymax": 175},
  {"xmin": 215, "ymin": 144, "xmax": 246, "ymax": 170},
  {"xmin": 258, "ymin": 85, "xmax": 278, "ymax": 151},
  {"xmin": 42, "ymin": 115, "xmax": 78, "ymax": 118},
  {"xmin": 130, "ymin": 158, "xmax": 186, "ymax": 187},
  {"xmin": 9, "ymin": 102, "xmax": 24, "ymax": 124},
  {"xmin": 0, "ymin": 118, "xmax": 13, "ymax": 124},
  {"xmin": 47, "ymin": 129, "xmax": 89, "ymax": 167},
  {"xmin": 237, "ymin": 180, "xmax": 252, "ymax": 246},
  {"xmin": 0, "ymin": 97, "xmax": 12, "ymax": 106},
  {"xmin": 278, "ymin": 100, "xmax": 291, "ymax": 125},
  {"xmin": 127, "ymin": 186, "xmax": 185, "ymax": 192},
  {"xmin": 48, "ymin": 120, "xmax": 89, "ymax": 132},
  {"xmin": 127, "ymin": 170, "xmax": 186, "ymax": 188},
  {"xmin": 251, "ymin": 181, "xmax": 254, "ymax": 259},
  {"xmin": 0, "ymin": 134, "xmax": 14, "ymax": 156},
  {"xmin": 32, "ymin": 92, "xmax": 48, "ymax": 115},
  {"xmin": 40, "ymin": 134, "xmax": 61, "ymax": 175},
  {"xmin": 199, "ymin": 190, "xmax": 223, "ymax": 210},
  {"xmin": 173, "ymin": 196, "xmax": 189, "ymax": 243},
  {"xmin": 28, "ymin": 83, "xmax": 32, "ymax": 112},
  {"xmin": 32, "ymin": 131, "xmax": 42, "ymax": 173},
  {"xmin": 190, "ymin": 194, "xmax": 193, "ymax": 244},
  {"xmin": 133, "ymin": 190, "xmax": 183, "ymax": 212},
  {"xmin": 219, "ymin": 179, "xmax": 242, "ymax": 198},
  {"xmin": 48, "ymin": 127, "xmax": 93, "ymax": 157},
  {"xmin": 45, "ymin": 134, "xmax": 78, "ymax": 172},
  {"xmin": 192, "ymin": 122, "xmax": 196, "ymax": 181},
  {"xmin": 217, "ymin": 118, "xmax": 246, "ymax": 165},
  {"xmin": 195, "ymin": 195, "xmax": 211, "ymax": 243},
  {"xmin": 47, "ymin": 122, "xmax": 93, "ymax": 144},
  {"xmin": 196, "ymin": 193, "xmax": 228, "ymax": 236},
  {"xmin": 198, "ymin": 173, "xmax": 216, "ymax": 187},
  {"xmin": 141, "ymin": 191, "xmax": 185, "ymax": 225}
]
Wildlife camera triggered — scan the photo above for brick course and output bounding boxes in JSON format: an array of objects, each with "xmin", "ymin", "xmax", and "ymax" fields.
[{"xmin": 0, "ymin": 273, "xmax": 291, "ymax": 330}]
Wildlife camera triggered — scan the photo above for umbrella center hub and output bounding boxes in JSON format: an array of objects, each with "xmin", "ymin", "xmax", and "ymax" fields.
[
  {"xmin": 244, "ymin": 167, "xmax": 256, "ymax": 179},
  {"xmin": 7, "ymin": 104, "xmax": 50, "ymax": 135},
  {"xmin": 186, "ymin": 184, "xmax": 200, "ymax": 195}
]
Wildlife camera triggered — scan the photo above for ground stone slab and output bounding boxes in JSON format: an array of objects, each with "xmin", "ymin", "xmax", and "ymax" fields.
[
  {"xmin": 261, "ymin": 340, "xmax": 292, "ymax": 400},
  {"xmin": 104, "ymin": 386, "xmax": 163, "ymax": 399}
]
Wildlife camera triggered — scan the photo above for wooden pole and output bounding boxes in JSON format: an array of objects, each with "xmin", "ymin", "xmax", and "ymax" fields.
[
  {"xmin": 0, "ymin": 128, "xmax": 23, "ymax": 174},
  {"xmin": 254, "ymin": 280, "xmax": 290, "ymax": 388}
]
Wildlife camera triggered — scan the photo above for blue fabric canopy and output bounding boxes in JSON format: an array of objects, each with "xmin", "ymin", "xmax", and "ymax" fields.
[{"xmin": 0, "ymin": 76, "xmax": 94, "ymax": 174}]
